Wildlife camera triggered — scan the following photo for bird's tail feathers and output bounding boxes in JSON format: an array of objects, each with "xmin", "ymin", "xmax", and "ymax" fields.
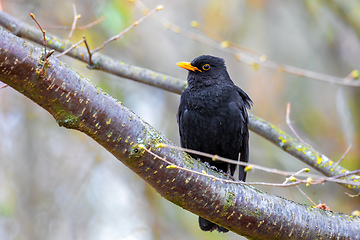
[{"xmin": 198, "ymin": 217, "xmax": 229, "ymax": 233}]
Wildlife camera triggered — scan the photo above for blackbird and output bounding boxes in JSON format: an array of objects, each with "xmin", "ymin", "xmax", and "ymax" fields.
[{"xmin": 176, "ymin": 55, "xmax": 252, "ymax": 233}]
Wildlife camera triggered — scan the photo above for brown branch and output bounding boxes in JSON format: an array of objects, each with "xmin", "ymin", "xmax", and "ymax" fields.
[
  {"xmin": 29, "ymin": 13, "xmax": 46, "ymax": 55},
  {"xmin": 29, "ymin": 13, "xmax": 49, "ymax": 75},
  {"xmin": 1, "ymin": 28, "xmax": 359, "ymax": 239},
  {"xmin": 82, "ymin": 36, "xmax": 92, "ymax": 65}
]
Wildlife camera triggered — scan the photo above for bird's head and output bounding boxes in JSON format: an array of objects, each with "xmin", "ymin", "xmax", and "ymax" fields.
[{"xmin": 177, "ymin": 55, "xmax": 232, "ymax": 87}]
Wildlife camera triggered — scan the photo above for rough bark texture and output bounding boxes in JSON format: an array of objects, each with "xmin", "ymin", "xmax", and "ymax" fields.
[{"xmin": 0, "ymin": 27, "xmax": 359, "ymax": 239}]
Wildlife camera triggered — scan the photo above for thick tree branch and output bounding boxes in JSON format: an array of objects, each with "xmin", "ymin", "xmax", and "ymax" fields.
[
  {"xmin": 0, "ymin": 26, "xmax": 359, "ymax": 239},
  {"xmin": 0, "ymin": 11, "xmax": 358, "ymax": 194}
]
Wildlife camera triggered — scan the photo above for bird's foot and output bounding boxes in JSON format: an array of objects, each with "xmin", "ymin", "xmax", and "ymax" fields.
[
  {"xmin": 224, "ymin": 165, "xmax": 232, "ymax": 179},
  {"xmin": 203, "ymin": 161, "xmax": 218, "ymax": 171}
]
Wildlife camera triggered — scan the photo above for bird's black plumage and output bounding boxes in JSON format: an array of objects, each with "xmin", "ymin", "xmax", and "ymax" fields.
[{"xmin": 176, "ymin": 55, "xmax": 252, "ymax": 233}]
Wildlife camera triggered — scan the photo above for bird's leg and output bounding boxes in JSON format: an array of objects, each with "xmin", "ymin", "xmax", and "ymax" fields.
[
  {"xmin": 225, "ymin": 164, "xmax": 232, "ymax": 179},
  {"xmin": 203, "ymin": 161, "xmax": 211, "ymax": 168},
  {"xmin": 203, "ymin": 161, "xmax": 219, "ymax": 171}
]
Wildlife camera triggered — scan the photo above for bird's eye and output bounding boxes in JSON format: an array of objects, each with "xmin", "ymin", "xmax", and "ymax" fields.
[{"xmin": 202, "ymin": 64, "xmax": 210, "ymax": 71}]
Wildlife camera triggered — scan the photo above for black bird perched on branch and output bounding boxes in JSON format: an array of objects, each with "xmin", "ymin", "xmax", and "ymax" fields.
[{"xmin": 176, "ymin": 55, "xmax": 252, "ymax": 233}]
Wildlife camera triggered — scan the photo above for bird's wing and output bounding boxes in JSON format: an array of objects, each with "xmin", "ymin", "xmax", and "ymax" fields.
[
  {"xmin": 236, "ymin": 86, "xmax": 253, "ymax": 110},
  {"xmin": 236, "ymin": 87, "xmax": 251, "ymax": 181},
  {"xmin": 238, "ymin": 106, "xmax": 249, "ymax": 181},
  {"xmin": 177, "ymin": 92, "xmax": 189, "ymax": 148}
]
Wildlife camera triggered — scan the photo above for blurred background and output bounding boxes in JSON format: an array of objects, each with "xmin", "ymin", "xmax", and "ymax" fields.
[{"xmin": 1, "ymin": 0, "xmax": 360, "ymax": 239}]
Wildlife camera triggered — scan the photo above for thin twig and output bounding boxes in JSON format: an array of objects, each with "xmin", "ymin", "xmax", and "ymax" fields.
[
  {"xmin": 140, "ymin": 144, "xmax": 302, "ymax": 187},
  {"xmin": 286, "ymin": 102, "xmax": 311, "ymax": 146},
  {"xmin": 91, "ymin": 5, "xmax": 163, "ymax": 54},
  {"xmin": 283, "ymin": 168, "xmax": 309, "ymax": 184},
  {"xmin": 159, "ymin": 143, "xmax": 303, "ymax": 177},
  {"xmin": 296, "ymin": 185, "xmax": 330, "ymax": 210},
  {"xmin": 45, "ymin": 49, "xmax": 55, "ymax": 59},
  {"xmin": 68, "ymin": 4, "xmax": 80, "ymax": 39},
  {"xmin": 156, "ymin": 143, "xmax": 360, "ymax": 186},
  {"xmin": 296, "ymin": 185, "xmax": 317, "ymax": 205},
  {"xmin": 43, "ymin": 16, "xmax": 105, "ymax": 30},
  {"xmin": 55, "ymin": 37, "xmax": 85, "ymax": 58},
  {"xmin": 83, "ymin": 36, "xmax": 92, "ymax": 66},
  {"xmin": 345, "ymin": 192, "xmax": 360, "ymax": 198},
  {"xmin": 328, "ymin": 169, "xmax": 360, "ymax": 180},
  {"xmin": 29, "ymin": 13, "xmax": 47, "ymax": 58},
  {"xmin": 77, "ymin": 16, "xmax": 105, "ymax": 30},
  {"xmin": 29, "ymin": 13, "xmax": 49, "ymax": 75},
  {"xmin": 333, "ymin": 144, "xmax": 352, "ymax": 168},
  {"xmin": 0, "ymin": 84, "xmax": 8, "ymax": 89}
]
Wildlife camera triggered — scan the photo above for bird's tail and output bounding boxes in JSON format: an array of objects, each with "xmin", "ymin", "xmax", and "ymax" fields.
[{"xmin": 198, "ymin": 216, "xmax": 229, "ymax": 233}]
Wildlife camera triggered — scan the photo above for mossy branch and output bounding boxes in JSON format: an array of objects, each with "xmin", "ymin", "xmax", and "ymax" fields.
[
  {"xmin": 0, "ymin": 11, "xmax": 358, "ymax": 194},
  {"xmin": 0, "ymin": 25, "xmax": 359, "ymax": 240},
  {"xmin": 249, "ymin": 115, "xmax": 360, "ymax": 193}
]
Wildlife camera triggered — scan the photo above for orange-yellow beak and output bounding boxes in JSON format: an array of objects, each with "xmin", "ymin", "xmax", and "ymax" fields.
[{"xmin": 176, "ymin": 62, "xmax": 202, "ymax": 72}]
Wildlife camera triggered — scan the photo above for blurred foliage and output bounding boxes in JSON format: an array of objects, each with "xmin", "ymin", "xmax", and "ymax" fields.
[{"xmin": 1, "ymin": 0, "xmax": 360, "ymax": 239}]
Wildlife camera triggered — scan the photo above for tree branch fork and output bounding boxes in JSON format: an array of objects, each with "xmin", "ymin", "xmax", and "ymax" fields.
[{"xmin": 0, "ymin": 25, "xmax": 359, "ymax": 239}]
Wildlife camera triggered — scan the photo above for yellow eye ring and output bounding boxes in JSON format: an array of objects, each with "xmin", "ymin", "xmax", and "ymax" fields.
[{"xmin": 202, "ymin": 64, "xmax": 210, "ymax": 71}]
